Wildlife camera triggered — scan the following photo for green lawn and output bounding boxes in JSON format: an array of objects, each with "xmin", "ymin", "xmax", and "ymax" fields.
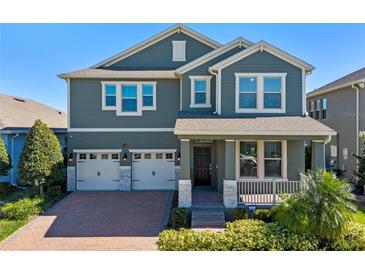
[
  {"xmin": 0, "ymin": 219, "xmax": 26, "ymax": 242},
  {"xmin": 354, "ymin": 202, "xmax": 365, "ymax": 225}
]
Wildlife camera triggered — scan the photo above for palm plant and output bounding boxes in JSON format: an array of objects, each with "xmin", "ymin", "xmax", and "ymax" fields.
[{"xmin": 275, "ymin": 169, "xmax": 356, "ymax": 240}]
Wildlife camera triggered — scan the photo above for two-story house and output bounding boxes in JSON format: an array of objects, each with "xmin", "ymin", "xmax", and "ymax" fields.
[
  {"xmin": 307, "ymin": 67, "xmax": 365, "ymax": 180},
  {"xmin": 59, "ymin": 24, "xmax": 335, "ymax": 211}
]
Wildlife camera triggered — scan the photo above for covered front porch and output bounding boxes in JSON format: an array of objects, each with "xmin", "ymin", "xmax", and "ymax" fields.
[{"xmin": 174, "ymin": 116, "xmax": 336, "ymax": 208}]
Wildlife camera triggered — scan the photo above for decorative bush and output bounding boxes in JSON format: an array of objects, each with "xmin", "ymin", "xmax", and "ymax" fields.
[
  {"xmin": 1, "ymin": 196, "xmax": 45, "ymax": 220},
  {"xmin": 172, "ymin": 208, "xmax": 188, "ymax": 229},
  {"xmin": 48, "ymin": 185, "xmax": 62, "ymax": 200},
  {"xmin": 0, "ymin": 182, "xmax": 12, "ymax": 197},
  {"xmin": 233, "ymin": 208, "xmax": 248, "ymax": 220},
  {"xmin": 0, "ymin": 137, "xmax": 11, "ymax": 177},
  {"xmin": 274, "ymin": 169, "xmax": 355, "ymax": 240},
  {"xmin": 323, "ymin": 223, "xmax": 365, "ymax": 251},
  {"xmin": 253, "ymin": 209, "xmax": 273, "ymax": 222},
  {"xmin": 17, "ymin": 120, "xmax": 63, "ymax": 193},
  {"xmin": 158, "ymin": 219, "xmax": 320, "ymax": 251}
]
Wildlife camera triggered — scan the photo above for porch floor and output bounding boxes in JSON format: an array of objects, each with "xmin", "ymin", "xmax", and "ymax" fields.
[{"xmin": 192, "ymin": 188, "xmax": 223, "ymax": 207}]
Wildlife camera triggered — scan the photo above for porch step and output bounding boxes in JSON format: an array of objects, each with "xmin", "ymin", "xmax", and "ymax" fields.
[{"xmin": 191, "ymin": 210, "xmax": 226, "ymax": 230}]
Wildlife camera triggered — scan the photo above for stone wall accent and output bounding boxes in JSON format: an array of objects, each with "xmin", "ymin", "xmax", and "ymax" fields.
[
  {"xmin": 67, "ymin": 166, "xmax": 76, "ymax": 191},
  {"xmin": 174, "ymin": 166, "xmax": 181, "ymax": 190},
  {"xmin": 178, "ymin": 179, "xmax": 192, "ymax": 208},
  {"xmin": 120, "ymin": 166, "xmax": 131, "ymax": 191},
  {"xmin": 223, "ymin": 180, "xmax": 238, "ymax": 208}
]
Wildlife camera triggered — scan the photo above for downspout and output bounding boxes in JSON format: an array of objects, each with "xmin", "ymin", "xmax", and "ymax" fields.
[
  {"xmin": 210, "ymin": 69, "xmax": 218, "ymax": 114},
  {"xmin": 11, "ymin": 133, "xmax": 20, "ymax": 186}
]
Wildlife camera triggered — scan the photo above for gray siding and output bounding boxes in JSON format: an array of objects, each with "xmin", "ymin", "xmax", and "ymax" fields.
[
  {"xmin": 181, "ymin": 46, "xmax": 245, "ymax": 112},
  {"xmin": 307, "ymin": 86, "xmax": 365, "ymax": 179},
  {"xmin": 70, "ymin": 78, "xmax": 179, "ymax": 128},
  {"xmin": 105, "ymin": 32, "xmax": 215, "ymax": 70},
  {"xmin": 287, "ymin": 140, "xmax": 305, "ymax": 180},
  {"xmin": 221, "ymin": 51, "xmax": 303, "ymax": 116}
]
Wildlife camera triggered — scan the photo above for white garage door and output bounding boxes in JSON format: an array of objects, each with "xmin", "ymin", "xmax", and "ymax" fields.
[
  {"xmin": 132, "ymin": 152, "xmax": 175, "ymax": 190},
  {"xmin": 76, "ymin": 152, "xmax": 120, "ymax": 190}
]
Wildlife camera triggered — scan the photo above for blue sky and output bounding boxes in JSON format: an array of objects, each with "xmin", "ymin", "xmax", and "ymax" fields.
[{"xmin": 1, "ymin": 23, "xmax": 365, "ymax": 112}]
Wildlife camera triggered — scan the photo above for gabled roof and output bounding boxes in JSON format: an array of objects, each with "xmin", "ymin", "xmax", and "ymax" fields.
[
  {"xmin": 307, "ymin": 67, "xmax": 365, "ymax": 98},
  {"xmin": 210, "ymin": 41, "xmax": 314, "ymax": 72},
  {"xmin": 0, "ymin": 93, "xmax": 67, "ymax": 130},
  {"xmin": 175, "ymin": 37, "xmax": 253, "ymax": 74},
  {"xmin": 58, "ymin": 68, "xmax": 178, "ymax": 79},
  {"xmin": 91, "ymin": 24, "xmax": 222, "ymax": 69}
]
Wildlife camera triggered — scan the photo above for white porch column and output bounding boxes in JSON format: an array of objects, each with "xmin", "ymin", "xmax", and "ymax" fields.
[
  {"xmin": 223, "ymin": 180, "xmax": 238, "ymax": 208},
  {"xmin": 178, "ymin": 180, "xmax": 192, "ymax": 208},
  {"xmin": 178, "ymin": 139, "xmax": 191, "ymax": 207},
  {"xmin": 311, "ymin": 140, "xmax": 325, "ymax": 170},
  {"xmin": 223, "ymin": 140, "xmax": 237, "ymax": 208}
]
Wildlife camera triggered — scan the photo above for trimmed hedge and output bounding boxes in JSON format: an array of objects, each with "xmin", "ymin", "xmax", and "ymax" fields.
[
  {"xmin": 158, "ymin": 219, "xmax": 365, "ymax": 251},
  {"xmin": 172, "ymin": 208, "xmax": 188, "ymax": 229},
  {"xmin": 1, "ymin": 196, "xmax": 45, "ymax": 220},
  {"xmin": 253, "ymin": 209, "xmax": 273, "ymax": 222},
  {"xmin": 233, "ymin": 208, "xmax": 248, "ymax": 220}
]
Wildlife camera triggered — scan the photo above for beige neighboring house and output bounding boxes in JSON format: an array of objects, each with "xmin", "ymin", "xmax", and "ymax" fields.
[
  {"xmin": 307, "ymin": 67, "xmax": 365, "ymax": 180},
  {"xmin": 0, "ymin": 93, "xmax": 67, "ymax": 185}
]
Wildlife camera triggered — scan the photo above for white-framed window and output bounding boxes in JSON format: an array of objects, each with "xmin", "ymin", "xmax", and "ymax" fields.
[
  {"xmin": 172, "ymin": 41, "xmax": 186, "ymax": 62},
  {"xmin": 142, "ymin": 83, "xmax": 157, "ymax": 110},
  {"xmin": 79, "ymin": 153, "xmax": 87, "ymax": 160},
  {"xmin": 309, "ymin": 101, "xmax": 315, "ymax": 118},
  {"xmin": 189, "ymin": 76, "xmax": 212, "ymax": 108},
  {"xmin": 315, "ymin": 99, "xmax": 321, "ymax": 119},
  {"xmin": 144, "ymin": 153, "xmax": 152, "ymax": 159},
  {"xmin": 101, "ymin": 82, "xmax": 117, "ymax": 110},
  {"xmin": 237, "ymin": 140, "xmax": 287, "ymax": 180},
  {"xmin": 111, "ymin": 153, "xmax": 119, "ymax": 160},
  {"xmin": 165, "ymin": 153, "xmax": 174, "ymax": 159},
  {"xmin": 156, "ymin": 153, "xmax": 163, "ymax": 159},
  {"xmin": 101, "ymin": 154, "xmax": 109, "ymax": 160},
  {"xmin": 235, "ymin": 73, "xmax": 286, "ymax": 113},
  {"xmin": 89, "ymin": 153, "xmax": 97, "ymax": 160},
  {"xmin": 321, "ymin": 98, "xmax": 327, "ymax": 120},
  {"xmin": 134, "ymin": 153, "xmax": 142, "ymax": 160}
]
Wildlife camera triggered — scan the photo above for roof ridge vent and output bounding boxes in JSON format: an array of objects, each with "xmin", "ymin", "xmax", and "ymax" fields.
[{"xmin": 13, "ymin": 97, "xmax": 26, "ymax": 102}]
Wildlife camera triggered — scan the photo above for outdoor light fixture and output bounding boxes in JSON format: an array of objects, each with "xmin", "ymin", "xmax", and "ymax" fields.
[
  {"xmin": 123, "ymin": 153, "xmax": 128, "ymax": 162},
  {"xmin": 68, "ymin": 153, "xmax": 73, "ymax": 163},
  {"xmin": 177, "ymin": 152, "xmax": 181, "ymax": 161}
]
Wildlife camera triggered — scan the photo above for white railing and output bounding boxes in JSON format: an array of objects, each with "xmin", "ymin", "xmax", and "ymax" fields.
[{"xmin": 237, "ymin": 179, "xmax": 303, "ymax": 205}]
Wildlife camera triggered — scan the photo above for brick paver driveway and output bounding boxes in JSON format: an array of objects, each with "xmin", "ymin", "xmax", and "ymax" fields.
[{"xmin": 0, "ymin": 191, "xmax": 173, "ymax": 251}]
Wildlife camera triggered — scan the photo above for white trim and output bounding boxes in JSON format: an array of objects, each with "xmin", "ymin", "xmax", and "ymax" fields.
[
  {"xmin": 176, "ymin": 37, "xmax": 253, "ymax": 74},
  {"xmin": 67, "ymin": 78, "xmax": 70, "ymax": 130},
  {"xmin": 302, "ymin": 69, "xmax": 306, "ymax": 115},
  {"xmin": 101, "ymin": 81, "xmax": 117, "ymax": 111},
  {"xmin": 210, "ymin": 41, "xmax": 314, "ymax": 72},
  {"xmin": 307, "ymin": 79, "xmax": 365, "ymax": 99},
  {"xmin": 73, "ymin": 149, "xmax": 122, "ymax": 153},
  {"xmin": 141, "ymin": 82, "xmax": 157, "ymax": 111},
  {"xmin": 179, "ymin": 78, "xmax": 183, "ymax": 111},
  {"xmin": 225, "ymin": 139, "xmax": 235, "ymax": 142},
  {"xmin": 189, "ymin": 75, "xmax": 212, "ymax": 108},
  {"xmin": 235, "ymin": 73, "xmax": 286, "ymax": 113},
  {"xmin": 59, "ymin": 70, "xmax": 177, "ymax": 79},
  {"xmin": 116, "ymin": 82, "xmax": 142, "ymax": 116},
  {"xmin": 69, "ymin": 128, "xmax": 174, "ymax": 132},
  {"xmin": 172, "ymin": 41, "xmax": 186, "ymax": 62},
  {"xmin": 174, "ymin": 129, "xmax": 336, "ymax": 136},
  {"xmin": 180, "ymin": 139, "xmax": 190, "ymax": 142},
  {"xmin": 217, "ymin": 69, "xmax": 222, "ymax": 114},
  {"xmin": 91, "ymin": 24, "xmax": 221, "ymax": 68},
  {"xmin": 129, "ymin": 149, "xmax": 177, "ymax": 153}
]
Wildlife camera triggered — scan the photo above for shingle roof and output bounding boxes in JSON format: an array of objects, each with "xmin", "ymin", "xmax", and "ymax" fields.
[
  {"xmin": 174, "ymin": 116, "xmax": 335, "ymax": 136},
  {"xmin": 0, "ymin": 94, "xmax": 67, "ymax": 129},
  {"xmin": 307, "ymin": 67, "xmax": 365, "ymax": 98}
]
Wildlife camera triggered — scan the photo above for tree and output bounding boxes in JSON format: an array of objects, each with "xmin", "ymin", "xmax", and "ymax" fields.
[
  {"xmin": 274, "ymin": 169, "xmax": 355, "ymax": 240},
  {"xmin": 0, "ymin": 137, "xmax": 12, "ymax": 177},
  {"xmin": 17, "ymin": 120, "xmax": 63, "ymax": 193},
  {"xmin": 353, "ymin": 136, "xmax": 365, "ymax": 188}
]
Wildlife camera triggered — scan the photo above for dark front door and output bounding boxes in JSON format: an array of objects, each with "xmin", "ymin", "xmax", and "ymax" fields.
[{"xmin": 193, "ymin": 147, "xmax": 211, "ymax": 186}]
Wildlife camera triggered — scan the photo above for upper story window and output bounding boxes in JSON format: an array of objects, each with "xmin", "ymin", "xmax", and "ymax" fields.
[
  {"xmin": 321, "ymin": 98, "xmax": 327, "ymax": 120},
  {"xmin": 235, "ymin": 73, "xmax": 286, "ymax": 113},
  {"xmin": 101, "ymin": 81, "xmax": 157, "ymax": 116},
  {"xmin": 189, "ymin": 76, "xmax": 212, "ymax": 108},
  {"xmin": 315, "ymin": 99, "xmax": 321, "ymax": 120},
  {"xmin": 102, "ymin": 83, "xmax": 117, "ymax": 110},
  {"xmin": 309, "ymin": 101, "xmax": 315, "ymax": 118},
  {"xmin": 172, "ymin": 41, "xmax": 186, "ymax": 62}
]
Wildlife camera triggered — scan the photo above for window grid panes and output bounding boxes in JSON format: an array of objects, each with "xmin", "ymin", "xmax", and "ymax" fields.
[
  {"xmin": 239, "ymin": 142, "xmax": 258, "ymax": 177},
  {"xmin": 105, "ymin": 84, "xmax": 116, "ymax": 106},
  {"xmin": 101, "ymin": 154, "xmax": 109, "ymax": 160},
  {"xmin": 194, "ymin": 80, "xmax": 207, "ymax": 104},
  {"xmin": 89, "ymin": 153, "xmax": 97, "ymax": 160},
  {"xmin": 121, "ymin": 85, "xmax": 137, "ymax": 112},
  {"xmin": 134, "ymin": 153, "xmax": 141, "ymax": 160},
  {"xmin": 165, "ymin": 153, "xmax": 173, "ymax": 159},
  {"xmin": 79, "ymin": 153, "xmax": 86, "ymax": 160},
  {"xmin": 142, "ymin": 84, "xmax": 154, "ymax": 107},
  {"xmin": 264, "ymin": 142, "xmax": 282, "ymax": 177},
  {"xmin": 264, "ymin": 77, "xmax": 281, "ymax": 109},
  {"xmin": 144, "ymin": 153, "xmax": 152, "ymax": 159},
  {"xmin": 321, "ymin": 98, "xmax": 327, "ymax": 119},
  {"xmin": 156, "ymin": 153, "xmax": 163, "ymax": 159},
  {"xmin": 239, "ymin": 77, "xmax": 257, "ymax": 109},
  {"xmin": 111, "ymin": 153, "xmax": 119, "ymax": 160}
]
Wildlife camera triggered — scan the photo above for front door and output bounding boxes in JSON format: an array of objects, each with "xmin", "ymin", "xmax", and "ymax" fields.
[{"xmin": 193, "ymin": 147, "xmax": 211, "ymax": 186}]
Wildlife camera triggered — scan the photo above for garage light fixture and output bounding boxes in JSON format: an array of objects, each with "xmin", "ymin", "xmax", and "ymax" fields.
[
  {"xmin": 177, "ymin": 152, "xmax": 181, "ymax": 162},
  {"xmin": 123, "ymin": 153, "xmax": 128, "ymax": 162}
]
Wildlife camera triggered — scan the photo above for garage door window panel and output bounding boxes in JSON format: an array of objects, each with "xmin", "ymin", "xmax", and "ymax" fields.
[
  {"xmin": 89, "ymin": 153, "xmax": 97, "ymax": 160},
  {"xmin": 79, "ymin": 153, "xmax": 87, "ymax": 160},
  {"xmin": 101, "ymin": 154, "xmax": 109, "ymax": 160},
  {"xmin": 111, "ymin": 153, "xmax": 119, "ymax": 160},
  {"xmin": 144, "ymin": 153, "xmax": 152, "ymax": 159}
]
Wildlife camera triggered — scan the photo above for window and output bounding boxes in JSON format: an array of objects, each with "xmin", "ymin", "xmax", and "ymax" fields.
[
  {"xmin": 101, "ymin": 154, "xmax": 109, "ymax": 160},
  {"xmin": 239, "ymin": 142, "xmax": 258, "ymax": 177},
  {"xmin": 165, "ymin": 153, "xmax": 173, "ymax": 159},
  {"xmin": 309, "ymin": 101, "xmax": 315, "ymax": 118},
  {"xmin": 111, "ymin": 153, "xmax": 119, "ymax": 160},
  {"xmin": 102, "ymin": 83, "xmax": 117, "ymax": 110},
  {"xmin": 172, "ymin": 41, "xmax": 186, "ymax": 61},
  {"xmin": 315, "ymin": 99, "xmax": 321, "ymax": 119},
  {"xmin": 235, "ymin": 73, "xmax": 286, "ymax": 113},
  {"xmin": 321, "ymin": 98, "xmax": 327, "ymax": 119},
  {"xmin": 79, "ymin": 153, "xmax": 86, "ymax": 160},
  {"xmin": 144, "ymin": 153, "xmax": 151, "ymax": 159},
  {"xmin": 134, "ymin": 153, "xmax": 141, "ymax": 160},
  {"xmin": 264, "ymin": 77, "xmax": 282, "ymax": 109},
  {"xmin": 89, "ymin": 153, "xmax": 97, "ymax": 160},
  {"xmin": 142, "ymin": 83, "xmax": 156, "ymax": 110},
  {"xmin": 190, "ymin": 76, "xmax": 212, "ymax": 108},
  {"xmin": 156, "ymin": 153, "xmax": 163, "ymax": 159},
  {"xmin": 264, "ymin": 142, "xmax": 282, "ymax": 177},
  {"xmin": 121, "ymin": 84, "xmax": 138, "ymax": 112}
]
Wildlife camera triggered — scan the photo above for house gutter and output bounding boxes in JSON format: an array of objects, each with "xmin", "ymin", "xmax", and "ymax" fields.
[
  {"xmin": 209, "ymin": 68, "xmax": 219, "ymax": 114},
  {"xmin": 11, "ymin": 133, "xmax": 20, "ymax": 186}
]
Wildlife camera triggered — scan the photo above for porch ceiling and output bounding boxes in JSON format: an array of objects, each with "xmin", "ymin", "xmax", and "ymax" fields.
[{"xmin": 174, "ymin": 116, "xmax": 336, "ymax": 138}]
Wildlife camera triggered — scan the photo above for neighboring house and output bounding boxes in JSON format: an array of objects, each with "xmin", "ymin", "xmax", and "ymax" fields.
[
  {"xmin": 59, "ymin": 24, "xmax": 335, "ymax": 210},
  {"xmin": 0, "ymin": 94, "xmax": 67, "ymax": 185},
  {"xmin": 307, "ymin": 67, "xmax": 365, "ymax": 180}
]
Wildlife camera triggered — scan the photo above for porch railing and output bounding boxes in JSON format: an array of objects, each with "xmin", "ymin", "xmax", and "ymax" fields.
[{"xmin": 237, "ymin": 179, "xmax": 303, "ymax": 205}]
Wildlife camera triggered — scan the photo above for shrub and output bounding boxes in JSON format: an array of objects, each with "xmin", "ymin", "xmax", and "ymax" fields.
[
  {"xmin": 48, "ymin": 185, "xmax": 62, "ymax": 200},
  {"xmin": 233, "ymin": 208, "xmax": 248, "ymax": 220},
  {"xmin": 323, "ymin": 223, "xmax": 365, "ymax": 251},
  {"xmin": 253, "ymin": 209, "xmax": 273, "ymax": 222},
  {"xmin": 172, "ymin": 208, "xmax": 188, "ymax": 229},
  {"xmin": 17, "ymin": 120, "xmax": 63, "ymax": 193},
  {"xmin": 0, "ymin": 182, "xmax": 12, "ymax": 197},
  {"xmin": 1, "ymin": 196, "xmax": 44, "ymax": 220},
  {"xmin": 0, "ymin": 137, "xmax": 11, "ymax": 177}
]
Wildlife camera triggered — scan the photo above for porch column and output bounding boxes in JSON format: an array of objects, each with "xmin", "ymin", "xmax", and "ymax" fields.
[
  {"xmin": 224, "ymin": 140, "xmax": 237, "ymax": 208},
  {"xmin": 311, "ymin": 141, "xmax": 325, "ymax": 170},
  {"xmin": 178, "ymin": 139, "xmax": 191, "ymax": 208}
]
